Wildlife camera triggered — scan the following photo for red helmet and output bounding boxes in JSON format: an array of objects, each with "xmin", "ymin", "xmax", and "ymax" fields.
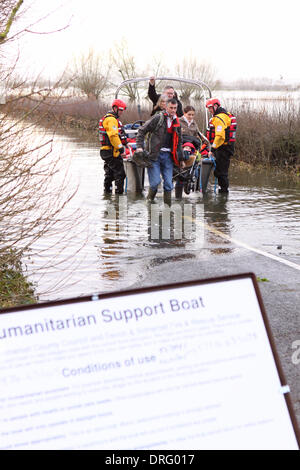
[
  {"xmin": 112, "ymin": 99, "xmax": 127, "ymax": 111},
  {"xmin": 206, "ymin": 98, "xmax": 220, "ymax": 109}
]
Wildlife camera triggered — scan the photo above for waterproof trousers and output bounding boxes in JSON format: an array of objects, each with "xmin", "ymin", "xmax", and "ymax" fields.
[
  {"xmin": 147, "ymin": 150, "xmax": 174, "ymax": 192},
  {"xmin": 100, "ymin": 149, "xmax": 126, "ymax": 194},
  {"xmin": 213, "ymin": 145, "xmax": 234, "ymax": 192}
]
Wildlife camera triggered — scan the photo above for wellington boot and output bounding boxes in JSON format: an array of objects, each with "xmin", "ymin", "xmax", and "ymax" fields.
[
  {"xmin": 175, "ymin": 185, "xmax": 183, "ymax": 200},
  {"xmin": 115, "ymin": 188, "xmax": 124, "ymax": 195},
  {"xmin": 147, "ymin": 188, "xmax": 157, "ymax": 201},
  {"xmin": 163, "ymin": 191, "xmax": 172, "ymax": 206}
]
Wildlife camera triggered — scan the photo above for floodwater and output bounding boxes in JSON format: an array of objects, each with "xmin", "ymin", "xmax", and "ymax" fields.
[
  {"xmin": 218, "ymin": 90, "xmax": 300, "ymax": 113},
  {"xmin": 24, "ymin": 129, "xmax": 300, "ymax": 301}
]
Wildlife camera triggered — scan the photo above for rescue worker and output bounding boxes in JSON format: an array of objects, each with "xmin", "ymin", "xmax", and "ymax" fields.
[
  {"xmin": 205, "ymin": 98, "xmax": 236, "ymax": 193},
  {"xmin": 99, "ymin": 99, "xmax": 127, "ymax": 194},
  {"xmin": 135, "ymin": 98, "xmax": 183, "ymax": 205}
]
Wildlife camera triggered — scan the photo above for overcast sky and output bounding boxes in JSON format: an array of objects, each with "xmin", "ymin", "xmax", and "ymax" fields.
[{"xmin": 11, "ymin": 0, "xmax": 300, "ymax": 84}]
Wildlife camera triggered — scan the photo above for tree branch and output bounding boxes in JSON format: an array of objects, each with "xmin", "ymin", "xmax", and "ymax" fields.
[
  {"xmin": 0, "ymin": 0, "xmax": 24, "ymax": 43},
  {"xmin": 24, "ymin": 16, "xmax": 73, "ymax": 35}
]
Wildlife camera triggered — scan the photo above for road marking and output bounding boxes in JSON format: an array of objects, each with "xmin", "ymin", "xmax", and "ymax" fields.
[{"xmin": 193, "ymin": 218, "xmax": 300, "ymax": 272}]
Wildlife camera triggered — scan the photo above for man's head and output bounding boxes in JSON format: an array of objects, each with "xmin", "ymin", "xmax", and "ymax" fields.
[
  {"xmin": 166, "ymin": 98, "xmax": 177, "ymax": 117},
  {"xmin": 164, "ymin": 86, "xmax": 175, "ymax": 100},
  {"xmin": 206, "ymin": 98, "xmax": 220, "ymax": 116},
  {"xmin": 112, "ymin": 99, "xmax": 127, "ymax": 117}
]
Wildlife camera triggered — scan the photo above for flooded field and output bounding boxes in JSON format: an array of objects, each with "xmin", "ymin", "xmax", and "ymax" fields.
[
  {"xmin": 24, "ymin": 129, "xmax": 300, "ymax": 301},
  {"xmin": 218, "ymin": 90, "xmax": 300, "ymax": 112}
]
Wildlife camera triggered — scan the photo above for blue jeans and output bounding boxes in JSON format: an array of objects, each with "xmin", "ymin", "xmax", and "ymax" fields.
[{"xmin": 147, "ymin": 151, "xmax": 174, "ymax": 192}]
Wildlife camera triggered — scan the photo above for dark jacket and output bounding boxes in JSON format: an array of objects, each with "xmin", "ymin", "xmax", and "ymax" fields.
[
  {"xmin": 136, "ymin": 111, "xmax": 183, "ymax": 164},
  {"xmin": 148, "ymin": 83, "xmax": 183, "ymax": 117}
]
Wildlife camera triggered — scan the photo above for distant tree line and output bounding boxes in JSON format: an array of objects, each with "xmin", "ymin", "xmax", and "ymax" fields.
[
  {"xmin": 217, "ymin": 77, "xmax": 299, "ymax": 92},
  {"xmin": 61, "ymin": 42, "xmax": 299, "ymax": 102},
  {"xmin": 62, "ymin": 42, "xmax": 219, "ymax": 103}
]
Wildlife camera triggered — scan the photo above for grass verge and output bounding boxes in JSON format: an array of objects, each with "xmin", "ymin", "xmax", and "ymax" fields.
[{"xmin": 0, "ymin": 250, "xmax": 37, "ymax": 309}]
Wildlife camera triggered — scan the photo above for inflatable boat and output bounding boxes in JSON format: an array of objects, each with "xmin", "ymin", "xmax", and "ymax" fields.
[{"xmin": 114, "ymin": 76, "xmax": 215, "ymax": 195}]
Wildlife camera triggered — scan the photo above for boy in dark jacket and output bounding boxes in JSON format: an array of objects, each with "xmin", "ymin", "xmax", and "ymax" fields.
[{"xmin": 136, "ymin": 98, "xmax": 183, "ymax": 204}]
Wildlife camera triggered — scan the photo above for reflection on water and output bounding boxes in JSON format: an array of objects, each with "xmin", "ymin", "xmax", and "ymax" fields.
[
  {"xmin": 24, "ymin": 129, "xmax": 300, "ymax": 301},
  {"xmin": 97, "ymin": 195, "xmax": 202, "ymax": 287},
  {"xmin": 203, "ymin": 194, "xmax": 233, "ymax": 255}
]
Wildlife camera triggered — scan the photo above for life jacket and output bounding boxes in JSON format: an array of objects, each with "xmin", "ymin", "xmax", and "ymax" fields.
[
  {"xmin": 98, "ymin": 112, "xmax": 127, "ymax": 147},
  {"xmin": 200, "ymin": 143, "xmax": 209, "ymax": 157},
  {"xmin": 225, "ymin": 112, "xmax": 237, "ymax": 144},
  {"xmin": 206, "ymin": 112, "xmax": 237, "ymax": 145}
]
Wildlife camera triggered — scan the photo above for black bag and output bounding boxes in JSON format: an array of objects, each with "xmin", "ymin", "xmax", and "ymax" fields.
[{"xmin": 131, "ymin": 150, "xmax": 153, "ymax": 168}]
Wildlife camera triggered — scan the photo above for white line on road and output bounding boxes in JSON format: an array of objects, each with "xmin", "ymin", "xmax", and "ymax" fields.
[{"xmin": 197, "ymin": 219, "xmax": 300, "ymax": 272}]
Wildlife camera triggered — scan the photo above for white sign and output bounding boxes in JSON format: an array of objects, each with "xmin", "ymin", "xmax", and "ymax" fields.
[{"xmin": 0, "ymin": 274, "xmax": 298, "ymax": 450}]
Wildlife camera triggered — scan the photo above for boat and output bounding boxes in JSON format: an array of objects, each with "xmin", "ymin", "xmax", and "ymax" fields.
[{"xmin": 114, "ymin": 76, "xmax": 215, "ymax": 195}]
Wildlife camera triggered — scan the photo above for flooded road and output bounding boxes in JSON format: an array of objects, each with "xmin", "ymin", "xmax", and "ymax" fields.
[
  {"xmin": 19, "ymin": 127, "xmax": 300, "ymax": 428},
  {"xmin": 25, "ymin": 130, "xmax": 300, "ymax": 301}
]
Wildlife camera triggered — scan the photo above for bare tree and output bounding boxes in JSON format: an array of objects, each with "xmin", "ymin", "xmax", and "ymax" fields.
[
  {"xmin": 0, "ymin": 0, "xmax": 23, "ymax": 44},
  {"xmin": 175, "ymin": 56, "xmax": 218, "ymax": 102},
  {"xmin": 0, "ymin": 1, "xmax": 83, "ymax": 306},
  {"xmin": 144, "ymin": 55, "xmax": 170, "ymax": 101},
  {"xmin": 110, "ymin": 39, "xmax": 142, "ymax": 102},
  {"xmin": 68, "ymin": 48, "xmax": 111, "ymax": 100}
]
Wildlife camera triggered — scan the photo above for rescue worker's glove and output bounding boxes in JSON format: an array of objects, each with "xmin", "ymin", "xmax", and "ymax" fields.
[
  {"xmin": 118, "ymin": 146, "xmax": 125, "ymax": 155},
  {"xmin": 131, "ymin": 149, "xmax": 153, "ymax": 168}
]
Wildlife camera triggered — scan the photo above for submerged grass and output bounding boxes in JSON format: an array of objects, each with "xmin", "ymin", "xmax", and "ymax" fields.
[
  {"xmin": 0, "ymin": 250, "xmax": 37, "ymax": 309},
  {"xmin": 232, "ymin": 102, "xmax": 300, "ymax": 176}
]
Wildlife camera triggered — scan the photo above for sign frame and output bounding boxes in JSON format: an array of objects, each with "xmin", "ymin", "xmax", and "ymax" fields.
[{"xmin": 0, "ymin": 271, "xmax": 299, "ymax": 448}]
